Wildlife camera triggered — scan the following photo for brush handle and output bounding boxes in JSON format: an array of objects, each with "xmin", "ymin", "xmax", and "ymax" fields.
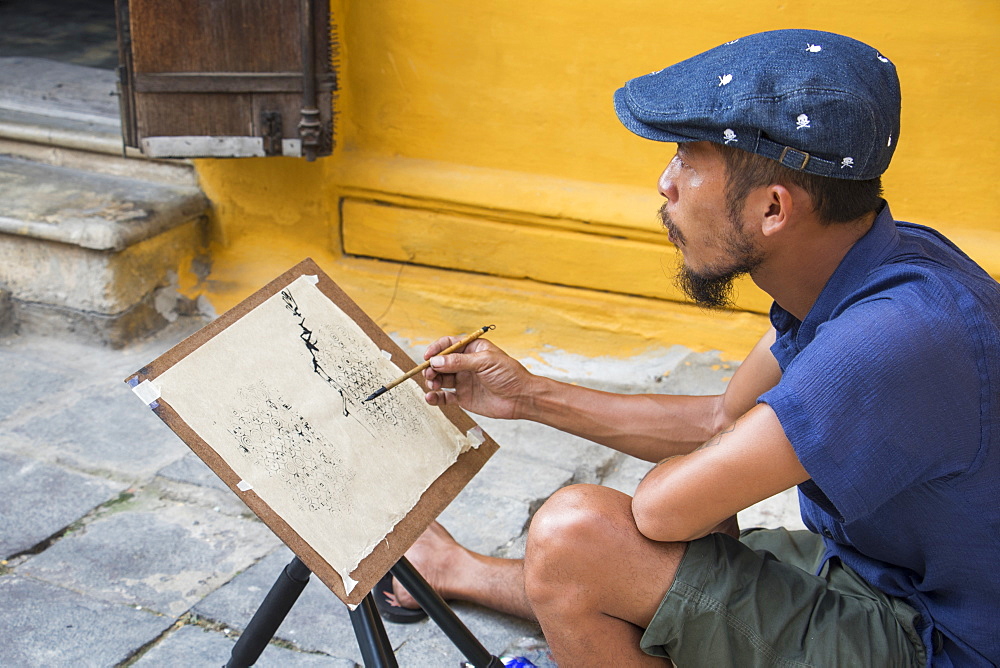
[
  {"xmin": 383, "ymin": 325, "xmax": 494, "ymax": 392},
  {"xmin": 363, "ymin": 325, "xmax": 496, "ymax": 402}
]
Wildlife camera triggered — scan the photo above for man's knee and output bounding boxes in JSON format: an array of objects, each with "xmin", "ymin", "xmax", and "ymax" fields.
[
  {"xmin": 525, "ymin": 484, "xmax": 627, "ymax": 607},
  {"xmin": 528, "ymin": 484, "xmax": 629, "ymax": 551},
  {"xmin": 526, "ymin": 485, "xmax": 633, "ymax": 577}
]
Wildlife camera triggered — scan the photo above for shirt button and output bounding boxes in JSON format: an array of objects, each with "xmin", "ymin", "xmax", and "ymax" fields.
[{"xmin": 822, "ymin": 528, "xmax": 834, "ymax": 539}]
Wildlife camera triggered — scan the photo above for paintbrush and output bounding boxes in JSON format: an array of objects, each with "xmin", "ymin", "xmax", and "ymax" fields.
[{"xmin": 362, "ymin": 325, "xmax": 495, "ymax": 402}]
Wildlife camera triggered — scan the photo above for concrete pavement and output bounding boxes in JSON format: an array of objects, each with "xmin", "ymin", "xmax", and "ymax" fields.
[{"xmin": 0, "ymin": 318, "xmax": 801, "ymax": 667}]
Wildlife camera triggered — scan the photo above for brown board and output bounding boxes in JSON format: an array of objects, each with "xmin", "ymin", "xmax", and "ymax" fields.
[{"xmin": 124, "ymin": 259, "xmax": 497, "ymax": 605}]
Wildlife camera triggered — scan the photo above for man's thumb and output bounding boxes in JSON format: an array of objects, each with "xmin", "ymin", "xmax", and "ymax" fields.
[{"xmin": 428, "ymin": 351, "xmax": 482, "ymax": 372}]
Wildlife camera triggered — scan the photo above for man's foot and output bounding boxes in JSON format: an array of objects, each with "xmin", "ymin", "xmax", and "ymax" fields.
[
  {"xmin": 388, "ymin": 521, "xmax": 535, "ymax": 621},
  {"xmin": 391, "ymin": 521, "xmax": 467, "ymax": 609}
]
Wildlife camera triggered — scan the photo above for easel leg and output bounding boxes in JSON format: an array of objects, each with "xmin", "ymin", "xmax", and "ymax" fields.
[
  {"xmin": 349, "ymin": 594, "xmax": 399, "ymax": 668},
  {"xmin": 227, "ymin": 555, "xmax": 503, "ymax": 668},
  {"xmin": 226, "ymin": 556, "xmax": 312, "ymax": 668},
  {"xmin": 391, "ymin": 557, "xmax": 505, "ymax": 668}
]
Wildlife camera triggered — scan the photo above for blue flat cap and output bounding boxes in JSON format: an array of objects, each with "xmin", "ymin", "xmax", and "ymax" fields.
[{"xmin": 614, "ymin": 29, "xmax": 901, "ymax": 180}]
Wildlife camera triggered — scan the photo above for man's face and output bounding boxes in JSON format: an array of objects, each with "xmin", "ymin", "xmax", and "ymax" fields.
[{"xmin": 656, "ymin": 142, "xmax": 764, "ymax": 308}]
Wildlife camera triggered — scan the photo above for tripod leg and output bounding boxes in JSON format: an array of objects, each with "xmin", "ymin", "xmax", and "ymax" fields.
[
  {"xmin": 390, "ymin": 557, "xmax": 505, "ymax": 668},
  {"xmin": 349, "ymin": 593, "xmax": 399, "ymax": 668},
  {"xmin": 226, "ymin": 556, "xmax": 312, "ymax": 668}
]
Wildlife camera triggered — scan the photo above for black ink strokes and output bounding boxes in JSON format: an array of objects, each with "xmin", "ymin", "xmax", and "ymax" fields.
[
  {"xmin": 282, "ymin": 288, "xmax": 377, "ymax": 438},
  {"xmin": 229, "ymin": 381, "xmax": 354, "ymax": 514},
  {"xmin": 279, "ymin": 286, "xmax": 436, "ymax": 445},
  {"xmin": 283, "ymin": 290, "xmax": 335, "ymax": 385}
]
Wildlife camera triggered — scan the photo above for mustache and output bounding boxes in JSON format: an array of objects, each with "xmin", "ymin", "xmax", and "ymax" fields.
[{"xmin": 657, "ymin": 202, "xmax": 684, "ymax": 245}]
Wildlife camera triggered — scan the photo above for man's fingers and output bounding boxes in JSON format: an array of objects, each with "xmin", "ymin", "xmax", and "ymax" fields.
[
  {"xmin": 423, "ymin": 373, "xmax": 455, "ymax": 392},
  {"xmin": 428, "ymin": 350, "xmax": 489, "ymax": 374},
  {"xmin": 423, "ymin": 335, "xmax": 465, "ymax": 360},
  {"xmin": 424, "ymin": 390, "xmax": 459, "ymax": 407},
  {"xmin": 424, "ymin": 336, "xmax": 494, "ymax": 360},
  {"xmin": 422, "ymin": 337, "xmax": 498, "ymax": 388}
]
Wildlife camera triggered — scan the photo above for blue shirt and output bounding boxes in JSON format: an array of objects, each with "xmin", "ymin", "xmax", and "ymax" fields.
[{"xmin": 759, "ymin": 203, "xmax": 1000, "ymax": 667}]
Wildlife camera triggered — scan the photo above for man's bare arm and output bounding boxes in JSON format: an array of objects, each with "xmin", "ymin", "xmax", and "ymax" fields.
[
  {"xmin": 631, "ymin": 401, "xmax": 809, "ymax": 542},
  {"xmin": 424, "ymin": 328, "xmax": 782, "ymax": 463}
]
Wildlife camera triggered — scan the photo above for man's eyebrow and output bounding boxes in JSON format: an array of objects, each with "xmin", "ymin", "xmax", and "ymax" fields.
[{"xmin": 676, "ymin": 143, "xmax": 690, "ymax": 159}]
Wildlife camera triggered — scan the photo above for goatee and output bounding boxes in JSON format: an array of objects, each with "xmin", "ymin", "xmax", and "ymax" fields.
[
  {"xmin": 659, "ymin": 203, "xmax": 763, "ymax": 310},
  {"xmin": 675, "ymin": 265, "xmax": 743, "ymax": 309}
]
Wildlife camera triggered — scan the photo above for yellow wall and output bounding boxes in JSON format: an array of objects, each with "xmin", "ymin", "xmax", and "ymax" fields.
[{"xmin": 190, "ymin": 0, "xmax": 1000, "ymax": 362}]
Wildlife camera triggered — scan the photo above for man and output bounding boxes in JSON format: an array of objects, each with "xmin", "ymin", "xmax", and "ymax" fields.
[{"xmin": 387, "ymin": 29, "xmax": 1000, "ymax": 666}]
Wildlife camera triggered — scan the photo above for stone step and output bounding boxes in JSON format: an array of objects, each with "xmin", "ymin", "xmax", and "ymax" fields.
[
  {"xmin": 0, "ymin": 56, "xmax": 197, "ymax": 187},
  {"xmin": 0, "ymin": 57, "xmax": 212, "ymax": 346},
  {"xmin": 0, "ymin": 154, "xmax": 210, "ymax": 346}
]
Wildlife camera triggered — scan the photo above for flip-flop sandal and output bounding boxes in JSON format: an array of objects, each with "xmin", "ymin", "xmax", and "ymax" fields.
[{"xmin": 372, "ymin": 572, "xmax": 427, "ymax": 624}]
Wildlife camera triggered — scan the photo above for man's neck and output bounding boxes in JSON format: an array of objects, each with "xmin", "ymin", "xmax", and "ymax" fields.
[{"xmin": 752, "ymin": 211, "xmax": 877, "ymax": 322}]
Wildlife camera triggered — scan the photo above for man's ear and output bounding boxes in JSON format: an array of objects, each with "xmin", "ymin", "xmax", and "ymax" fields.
[{"xmin": 759, "ymin": 184, "xmax": 795, "ymax": 237}]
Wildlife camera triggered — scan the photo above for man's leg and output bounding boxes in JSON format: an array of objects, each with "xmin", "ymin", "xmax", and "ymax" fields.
[
  {"xmin": 396, "ymin": 484, "xmax": 705, "ymax": 666},
  {"xmin": 523, "ymin": 484, "xmax": 686, "ymax": 666}
]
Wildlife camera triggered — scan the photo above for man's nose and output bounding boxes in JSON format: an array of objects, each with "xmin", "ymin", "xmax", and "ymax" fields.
[{"xmin": 658, "ymin": 166, "xmax": 679, "ymax": 202}]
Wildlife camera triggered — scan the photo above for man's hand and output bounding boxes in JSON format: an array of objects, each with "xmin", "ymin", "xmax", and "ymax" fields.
[{"xmin": 422, "ymin": 336, "xmax": 536, "ymax": 419}]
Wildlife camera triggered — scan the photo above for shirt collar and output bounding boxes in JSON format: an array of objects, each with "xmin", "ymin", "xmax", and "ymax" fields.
[{"xmin": 771, "ymin": 201, "xmax": 899, "ymax": 352}]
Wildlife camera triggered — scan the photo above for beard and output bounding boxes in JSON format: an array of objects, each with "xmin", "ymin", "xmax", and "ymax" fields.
[{"xmin": 659, "ymin": 202, "xmax": 764, "ymax": 310}]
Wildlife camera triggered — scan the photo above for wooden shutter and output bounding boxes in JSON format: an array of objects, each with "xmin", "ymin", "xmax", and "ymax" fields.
[{"xmin": 115, "ymin": 0, "xmax": 336, "ymax": 160}]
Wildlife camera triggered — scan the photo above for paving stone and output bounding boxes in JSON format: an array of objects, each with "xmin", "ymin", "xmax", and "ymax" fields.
[
  {"xmin": 656, "ymin": 350, "xmax": 737, "ymax": 396},
  {"xmin": 436, "ymin": 449, "xmax": 574, "ymax": 557},
  {"xmin": 0, "ymin": 344, "xmax": 72, "ymax": 421},
  {"xmin": 0, "ymin": 574, "xmax": 174, "ymax": 667},
  {"xmin": 0, "ymin": 451, "xmax": 126, "ymax": 558},
  {"xmin": 394, "ymin": 602, "xmax": 541, "ymax": 667},
  {"xmin": 0, "ymin": 288, "xmax": 14, "ymax": 337},
  {"xmin": 134, "ymin": 623, "xmax": 354, "ymax": 668},
  {"xmin": 12, "ymin": 385, "xmax": 188, "ymax": 479},
  {"xmin": 153, "ymin": 452, "xmax": 252, "ymax": 516},
  {"xmin": 0, "ymin": 57, "xmax": 119, "ymax": 120},
  {"xmin": 157, "ymin": 450, "xmax": 231, "ymax": 493},
  {"xmin": 439, "ymin": 490, "xmax": 537, "ymax": 558},
  {"xmin": 520, "ymin": 346, "xmax": 692, "ymax": 393},
  {"xmin": 600, "ymin": 452, "xmax": 655, "ymax": 496},
  {"xmin": 462, "ymin": 449, "xmax": 575, "ymax": 504},
  {"xmin": 476, "ymin": 416, "xmax": 614, "ymax": 485},
  {"xmin": 194, "ymin": 546, "xmax": 415, "ymax": 665},
  {"xmin": 18, "ymin": 497, "xmax": 281, "ymax": 616}
]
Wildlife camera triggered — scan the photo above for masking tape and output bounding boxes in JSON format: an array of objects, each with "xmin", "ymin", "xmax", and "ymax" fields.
[
  {"xmin": 236, "ymin": 480, "xmax": 253, "ymax": 492},
  {"xmin": 381, "ymin": 349, "xmax": 393, "ymax": 360},
  {"xmin": 467, "ymin": 426, "xmax": 485, "ymax": 448},
  {"xmin": 131, "ymin": 379, "xmax": 161, "ymax": 407},
  {"xmin": 341, "ymin": 573, "xmax": 359, "ymax": 597},
  {"xmin": 303, "ymin": 274, "xmax": 319, "ymax": 285}
]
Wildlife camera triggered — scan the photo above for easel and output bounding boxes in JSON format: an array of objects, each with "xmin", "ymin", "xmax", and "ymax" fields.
[
  {"xmin": 125, "ymin": 261, "xmax": 504, "ymax": 667},
  {"xmin": 225, "ymin": 554, "xmax": 505, "ymax": 667}
]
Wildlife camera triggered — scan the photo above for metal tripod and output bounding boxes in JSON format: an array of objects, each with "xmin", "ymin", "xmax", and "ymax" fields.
[{"xmin": 225, "ymin": 555, "xmax": 504, "ymax": 667}]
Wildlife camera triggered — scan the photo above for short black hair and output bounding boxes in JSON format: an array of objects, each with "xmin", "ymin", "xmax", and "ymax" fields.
[{"xmin": 713, "ymin": 143, "xmax": 883, "ymax": 224}]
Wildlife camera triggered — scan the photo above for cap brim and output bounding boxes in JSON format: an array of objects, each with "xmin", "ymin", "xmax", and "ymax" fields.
[{"xmin": 613, "ymin": 86, "xmax": 697, "ymax": 144}]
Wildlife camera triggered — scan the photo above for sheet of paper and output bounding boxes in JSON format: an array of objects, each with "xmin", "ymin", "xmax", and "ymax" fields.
[{"xmin": 153, "ymin": 275, "xmax": 475, "ymax": 591}]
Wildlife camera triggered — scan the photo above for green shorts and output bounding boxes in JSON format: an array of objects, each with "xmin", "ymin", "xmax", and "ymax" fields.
[{"xmin": 640, "ymin": 528, "xmax": 927, "ymax": 667}]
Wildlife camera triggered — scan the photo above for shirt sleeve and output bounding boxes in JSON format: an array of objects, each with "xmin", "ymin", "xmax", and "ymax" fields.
[{"xmin": 759, "ymin": 289, "xmax": 981, "ymax": 524}]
